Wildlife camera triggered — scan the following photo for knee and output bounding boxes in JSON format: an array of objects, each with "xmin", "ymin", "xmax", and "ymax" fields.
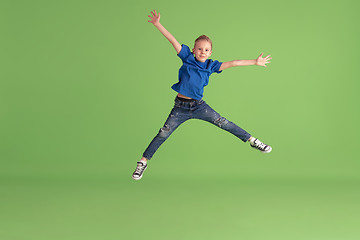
[
  {"xmin": 158, "ymin": 124, "xmax": 172, "ymax": 138},
  {"xmin": 214, "ymin": 117, "xmax": 229, "ymax": 128}
]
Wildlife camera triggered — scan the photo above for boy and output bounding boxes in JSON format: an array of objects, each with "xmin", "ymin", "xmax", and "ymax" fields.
[{"xmin": 132, "ymin": 10, "xmax": 272, "ymax": 180}]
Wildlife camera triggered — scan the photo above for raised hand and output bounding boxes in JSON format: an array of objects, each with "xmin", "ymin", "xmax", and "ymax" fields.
[
  {"xmin": 148, "ymin": 10, "xmax": 160, "ymax": 26},
  {"xmin": 256, "ymin": 53, "xmax": 272, "ymax": 67}
]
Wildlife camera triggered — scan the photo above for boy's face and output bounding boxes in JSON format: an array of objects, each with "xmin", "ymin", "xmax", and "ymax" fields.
[{"xmin": 192, "ymin": 40, "xmax": 212, "ymax": 62}]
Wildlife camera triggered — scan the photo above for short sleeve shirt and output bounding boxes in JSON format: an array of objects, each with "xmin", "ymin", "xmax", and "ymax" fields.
[{"xmin": 171, "ymin": 44, "xmax": 222, "ymax": 100}]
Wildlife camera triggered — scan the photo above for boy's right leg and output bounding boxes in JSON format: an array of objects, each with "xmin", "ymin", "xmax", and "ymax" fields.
[
  {"xmin": 142, "ymin": 107, "xmax": 189, "ymax": 160},
  {"xmin": 132, "ymin": 105, "xmax": 190, "ymax": 180}
]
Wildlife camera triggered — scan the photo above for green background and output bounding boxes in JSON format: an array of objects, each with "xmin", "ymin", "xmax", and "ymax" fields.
[{"xmin": 1, "ymin": 0, "xmax": 359, "ymax": 239}]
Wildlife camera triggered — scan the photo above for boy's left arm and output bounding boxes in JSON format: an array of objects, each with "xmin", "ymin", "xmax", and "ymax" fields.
[{"xmin": 219, "ymin": 53, "xmax": 272, "ymax": 71}]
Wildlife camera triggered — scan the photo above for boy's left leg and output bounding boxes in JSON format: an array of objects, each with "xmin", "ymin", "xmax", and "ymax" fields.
[
  {"xmin": 194, "ymin": 101, "xmax": 271, "ymax": 152},
  {"xmin": 194, "ymin": 102, "xmax": 251, "ymax": 142}
]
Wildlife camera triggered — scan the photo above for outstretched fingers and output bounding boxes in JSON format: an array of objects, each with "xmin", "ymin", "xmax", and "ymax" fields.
[
  {"xmin": 148, "ymin": 10, "xmax": 156, "ymax": 20},
  {"xmin": 151, "ymin": 10, "xmax": 159, "ymax": 17},
  {"xmin": 256, "ymin": 53, "xmax": 272, "ymax": 67},
  {"xmin": 148, "ymin": 10, "xmax": 160, "ymax": 24}
]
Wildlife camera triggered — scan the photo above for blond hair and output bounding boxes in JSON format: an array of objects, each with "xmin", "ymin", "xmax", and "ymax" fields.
[{"xmin": 194, "ymin": 35, "xmax": 213, "ymax": 50}]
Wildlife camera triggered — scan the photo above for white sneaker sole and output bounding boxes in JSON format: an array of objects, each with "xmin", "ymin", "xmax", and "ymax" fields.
[
  {"xmin": 132, "ymin": 175, "xmax": 143, "ymax": 180},
  {"xmin": 263, "ymin": 147, "xmax": 272, "ymax": 153}
]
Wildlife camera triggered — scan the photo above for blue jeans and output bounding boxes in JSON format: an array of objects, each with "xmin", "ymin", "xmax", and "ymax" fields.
[{"xmin": 143, "ymin": 97, "xmax": 252, "ymax": 160}]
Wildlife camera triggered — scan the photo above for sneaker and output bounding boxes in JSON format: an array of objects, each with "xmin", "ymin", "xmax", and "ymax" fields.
[
  {"xmin": 250, "ymin": 138, "xmax": 272, "ymax": 153},
  {"xmin": 132, "ymin": 161, "xmax": 147, "ymax": 180}
]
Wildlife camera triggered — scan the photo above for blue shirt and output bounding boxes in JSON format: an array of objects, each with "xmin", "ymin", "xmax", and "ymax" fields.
[{"xmin": 171, "ymin": 44, "xmax": 223, "ymax": 100}]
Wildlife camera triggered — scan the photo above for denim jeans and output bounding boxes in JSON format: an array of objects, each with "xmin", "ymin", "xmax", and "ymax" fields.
[{"xmin": 143, "ymin": 97, "xmax": 252, "ymax": 160}]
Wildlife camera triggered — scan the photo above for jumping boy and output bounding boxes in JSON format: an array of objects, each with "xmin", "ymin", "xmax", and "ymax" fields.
[{"xmin": 132, "ymin": 10, "xmax": 272, "ymax": 180}]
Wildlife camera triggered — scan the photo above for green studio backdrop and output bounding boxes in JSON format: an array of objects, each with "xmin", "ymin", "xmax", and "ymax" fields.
[
  {"xmin": 1, "ymin": 0, "xmax": 359, "ymax": 179},
  {"xmin": 1, "ymin": 0, "xmax": 360, "ymax": 240}
]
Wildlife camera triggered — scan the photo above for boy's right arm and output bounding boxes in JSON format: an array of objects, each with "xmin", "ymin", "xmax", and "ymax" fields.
[{"xmin": 148, "ymin": 10, "xmax": 182, "ymax": 54}]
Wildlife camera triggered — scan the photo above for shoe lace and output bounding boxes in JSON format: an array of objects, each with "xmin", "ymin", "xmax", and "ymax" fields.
[
  {"xmin": 134, "ymin": 164, "xmax": 145, "ymax": 175},
  {"xmin": 254, "ymin": 140, "xmax": 268, "ymax": 151}
]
